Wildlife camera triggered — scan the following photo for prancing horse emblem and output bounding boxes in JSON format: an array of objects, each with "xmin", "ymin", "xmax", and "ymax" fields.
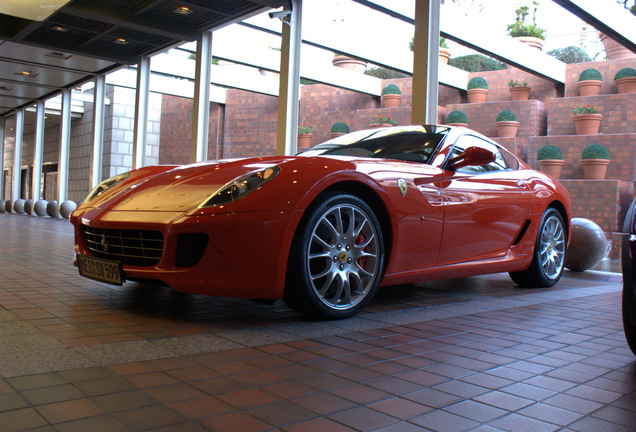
[
  {"xmin": 100, "ymin": 232, "xmax": 109, "ymax": 252},
  {"xmin": 397, "ymin": 179, "xmax": 407, "ymax": 197}
]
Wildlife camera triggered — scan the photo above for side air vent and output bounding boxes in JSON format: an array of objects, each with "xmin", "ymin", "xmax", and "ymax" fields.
[
  {"xmin": 513, "ymin": 220, "xmax": 532, "ymax": 246},
  {"xmin": 176, "ymin": 233, "xmax": 209, "ymax": 267}
]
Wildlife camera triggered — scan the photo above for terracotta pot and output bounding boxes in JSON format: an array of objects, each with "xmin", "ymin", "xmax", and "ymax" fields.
[
  {"xmin": 600, "ymin": 32, "xmax": 636, "ymax": 60},
  {"xmin": 509, "ymin": 86, "xmax": 531, "ymax": 101},
  {"xmin": 578, "ymin": 80, "xmax": 602, "ymax": 96},
  {"xmin": 439, "ymin": 47, "xmax": 451, "ymax": 64},
  {"xmin": 538, "ymin": 159, "xmax": 564, "ymax": 179},
  {"xmin": 514, "ymin": 36, "xmax": 544, "ymax": 51},
  {"xmin": 369, "ymin": 123, "xmax": 392, "ymax": 129},
  {"xmin": 496, "ymin": 120, "xmax": 520, "ymax": 138},
  {"xmin": 616, "ymin": 77, "xmax": 636, "ymax": 94},
  {"xmin": 467, "ymin": 88, "xmax": 488, "ymax": 103},
  {"xmin": 330, "ymin": 132, "xmax": 346, "ymax": 139},
  {"xmin": 381, "ymin": 94, "xmax": 401, "ymax": 108},
  {"xmin": 297, "ymin": 133, "xmax": 312, "ymax": 148},
  {"xmin": 447, "ymin": 122, "xmax": 468, "ymax": 128},
  {"xmin": 332, "ymin": 55, "xmax": 367, "ymax": 73},
  {"xmin": 582, "ymin": 159, "xmax": 609, "ymax": 180},
  {"xmin": 573, "ymin": 113, "xmax": 602, "ymax": 135}
]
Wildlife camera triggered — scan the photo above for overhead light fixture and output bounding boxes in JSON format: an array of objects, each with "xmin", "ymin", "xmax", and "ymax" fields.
[
  {"xmin": 51, "ymin": 25, "xmax": 68, "ymax": 32},
  {"xmin": 45, "ymin": 51, "xmax": 72, "ymax": 60},
  {"xmin": 174, "ymin": 6, "xmax": 193, "ymax": 15},
  {"xmin": 15, "ymin": 71, "xmax": 38, "ymax": 78},
  {"xmin": 113, "ymin": 38, "xmax": 129, "ymax": 45},
  {"xmin": 0, "ymin": 85, "xmax": 12, "ymax": 92}
]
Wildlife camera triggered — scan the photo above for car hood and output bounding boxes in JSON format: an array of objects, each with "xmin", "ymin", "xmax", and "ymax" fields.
[{"xmin": 96, "ymin": 157, "xmax": 288, "ymax": 212}]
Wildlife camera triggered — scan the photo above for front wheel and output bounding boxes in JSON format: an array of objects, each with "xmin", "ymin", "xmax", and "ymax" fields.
[
  {"xmin": 510, "ymin": 208, "xmax": 566, "ymax": 287},
  {"xmin": 284, "ymin": 192, "xmax": 384, "ymax": 319},
  {"xmin": 621, "ymin": 200, "xmax": 636, "ymax": 356}
]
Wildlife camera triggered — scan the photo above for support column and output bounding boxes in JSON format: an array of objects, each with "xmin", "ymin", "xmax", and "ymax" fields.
[
  {"xmin": 190, "ymin": 31, "xmax": 212, "ymax": 163},
  {"xmin": 57, "ymin": 88, "xmax": 71, "ymax": 214},
  {"xmin": 133, "ymin": 56, "xmax": 150, "ymax": 169},
  {"xmin": 89, "ymin": 74, "xmax": 106, "ymax": 189},
  {"xmin": 0, "ymin": 116, "xmax": 4, "ymax": 200},
  {"xmin": 411, "ymin": 0, "xmax": 440, "ymax": 125},
  {"xmin": 31, "ymin": 100, "xmax": 45, "ymax": 214},
  {"xmin": 12, "ymin": 110, "xmax": 24, "ymax": 211},
  {"xmin": 275, "ymin": 0, "xmax": 302, "ymax": 156}
]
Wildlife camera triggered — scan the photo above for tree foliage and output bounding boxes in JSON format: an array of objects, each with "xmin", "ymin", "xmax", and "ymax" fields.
[{"xmin": 547, "ymin": 46, "xmax": 591, "ymax": 64}]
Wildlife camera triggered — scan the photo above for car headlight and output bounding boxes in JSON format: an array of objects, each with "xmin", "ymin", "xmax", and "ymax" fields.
[
  {"xmin": 201, "ymin": 166, "xmax": 280, "ymax": 208},
  {"xmin": 84, "ymin": 172, "xmax": 130, "ymax": 203}
]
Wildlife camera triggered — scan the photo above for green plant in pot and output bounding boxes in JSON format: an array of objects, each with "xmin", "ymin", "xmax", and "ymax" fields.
[
  {"xmin": 467, "ymin": 76, "xmax": 488, "ymax": 103},
  {"xmin": 446, "ymin": 110, "xmax": 468, "ymax": 127},
  {"xmin": 581, "ymin": 143, "xmax": 610, "ymax": 180},
  {"xmin": 370, "ymin": 115, "xmax": 397, "ymax": 128},
  {"xmin": 615, "ymin": 67, "xmax": 636, "ymax": 94},
  {"xmin": 572, "ymin": 104, "xmax": 602, "ymax": 135},
  {"xmin": 495, "ymin": 110, "xmax": 519, "ymax": 138},
  {"xmin": 507, "ymin": 3, "xmax": 547, "ymax": 50},
  {"xmin": 537, "ymin": 144, "xmax": 564, "ymax": 179},
  {"xmin": 508, "ymin": 79, "xmax": 531, "ymax": 100},
  {"xmin": 330, "ymin": 121, "xmax": 350, "ymax": 137},
  {"xmin": 578, "ymin": 68, "xmax": 603, "ymax": 96},
  {"xmin": 381, "ymin": 83, "xmax": 402, "ymax": 108}
]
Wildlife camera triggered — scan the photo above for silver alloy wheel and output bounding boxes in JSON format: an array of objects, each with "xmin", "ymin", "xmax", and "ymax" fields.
[
  {"xmin": 306, "ymin": 203, "xmax": 380, "ymax": 310},
  {"xmin": 540, "ymin": 214, "xmax": 566, "ymax": 280}
]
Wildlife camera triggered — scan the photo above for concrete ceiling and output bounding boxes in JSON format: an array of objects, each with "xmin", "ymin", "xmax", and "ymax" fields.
[{"xmin": 0, "ymin": 0, "xmax": 288, "ymax": 118}]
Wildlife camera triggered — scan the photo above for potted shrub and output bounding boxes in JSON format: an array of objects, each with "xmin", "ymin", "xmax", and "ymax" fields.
[
  {"xmin": 577, "ymin": 68, "xmax": 603, "ymax": 96},
  {"xmin": 439, "ymin": 37, "xmax": 451, "ymax": 64},
  {"xmin": 572, "ymin": 105, "xmax": 602, "ymax": 135},
  {"xmin": 508, "ymin": 79, "xmax": 531, "ymax": 100},
  {"xmin": 581, "ymin": 143, "xmax": 610, "ymax": 180},
  {"xmin": 537, "ymin": 145, "xmax": 564, "ymax": 179},
  {"xmin": 446, "ymin": 110, "xmax": 468, "ymax": 127},
  {"xmin": 381, "ymin": 84, "xmax": 402, "ymax": 108},
  {"xmin": 298, "ymin": 124, "xmax": 313, "ymax": 147},
  {"xmin": 615, "ymin": 67, "xmax": 636, "ymax": 94},
  {"xmin": 467, "ymin": 76, "xmax": 488, "ymax": 103},
  {"xmin": 370, "ymin": 115, "xmax": 397, "ymax": 128},
  {"xmin": 495, "ymin": 110, "xmax": 519, "ymax": 137},
  {"xmin": 506, "ymin": 4, "xmax": 547, "ymax": 51},
  {"xmin": 330, "ymin": 121, "xmax": 350, "ymax": 138}
]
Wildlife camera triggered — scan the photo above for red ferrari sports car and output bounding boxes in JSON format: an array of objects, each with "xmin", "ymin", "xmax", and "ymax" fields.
[{"xmin": 71, "ymin": 125, "xmax": 571, "ymax": 319}]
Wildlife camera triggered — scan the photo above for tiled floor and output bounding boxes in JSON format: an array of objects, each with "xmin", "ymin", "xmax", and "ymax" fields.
[{"xmin": 0, "ymin": 213, "xmax": 635, "ymax": 432}]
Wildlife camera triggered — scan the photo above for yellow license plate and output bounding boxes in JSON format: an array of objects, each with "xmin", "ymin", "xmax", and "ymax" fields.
[{"xmin": 77, "ymin": 254, "xmax": 124, "ymax": 285}]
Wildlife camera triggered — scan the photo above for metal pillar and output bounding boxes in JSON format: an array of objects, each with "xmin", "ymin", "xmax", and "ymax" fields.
[
  {"xmin": 31, "ymin": 100, "xmax": 45, "ymax": 214},
  {"xmin": 411, "ymin": 0, "xmax": 440, "ymax": 125},
  {"xmin": 12, "ymin": 110, "xmax": 24, "ymax": 211},
  {"xmin": 190, "ymin": 31, "xmax": 212, "ymax": 163},
  {"xmin": 275, "ymin": 0, "xmax": 302, "ymax": 156},
  {"xmin": 57, "ymin": 88, "xmax": 71, "ymax": 213},
  {"xmin": 133, "ymin": 56, "xmax": 150, "ymax": 169},
  {"xmin": 0, "ymin": 116, "xmax": 4, "ymax": 199},
  {"xmin": 89, "ymin": 74, "xmax": 106, "ymax": 189}
]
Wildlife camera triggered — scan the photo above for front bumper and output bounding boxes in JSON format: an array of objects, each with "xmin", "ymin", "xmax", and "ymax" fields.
[{"xmin": 71, "ymin": 208, "xmax": 303, "ymax": 299}]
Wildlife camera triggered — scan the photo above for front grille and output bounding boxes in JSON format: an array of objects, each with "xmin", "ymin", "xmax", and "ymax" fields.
[{"xmin": 80, "ymin": 224, "xmax": 163, "ymax": 266}]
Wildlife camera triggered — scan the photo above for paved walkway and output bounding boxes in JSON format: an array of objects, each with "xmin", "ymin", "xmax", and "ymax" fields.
[{"xmin": 0, "ymin": 213, "xmax": 634, "ymax": 431}]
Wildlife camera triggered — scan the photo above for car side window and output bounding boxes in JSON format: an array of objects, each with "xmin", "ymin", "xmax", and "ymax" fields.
[{"xmin": 448, "ymin": 135, "xmax": 510, "ymax": 173}]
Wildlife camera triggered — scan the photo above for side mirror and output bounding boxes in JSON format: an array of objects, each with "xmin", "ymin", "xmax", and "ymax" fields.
[{"xmin": 446, "ymin": 146, "xmax": 496, "ymax": 171}]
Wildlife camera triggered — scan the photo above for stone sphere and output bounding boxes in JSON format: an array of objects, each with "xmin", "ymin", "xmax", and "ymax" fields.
[
  {"xmin": 4, "ymin": 200, "xmax": 12, "ymax": 213},
  {"xmin": 13, "ymin": 199, "xmax": 26, "ymax": 214},
  {"xmin": 34, "ymin": 200, "xmax": 48, "ymax": 216},
  {"xmin": 46, "ymin": 200, "xmax": 59, "ymax": 218},
  {"xmin": 59, "ymin": 200, "xmax": 77, "ymax": 219},
  {"xmin": 23, "ymin": 199, "xmax": 33, "ymax": 215},
  {"xmin": 0, "ymin": 200, "xmax": 5, "ymax": 213},
  {"xmin": 565, "ymin": 218, "xmax": 609, "ymax": 272}
]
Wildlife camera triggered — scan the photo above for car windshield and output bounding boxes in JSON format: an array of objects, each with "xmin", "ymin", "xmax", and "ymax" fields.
[{"xmin": 298, "ymin": 125, "xmax": 450, "ymax": 164}]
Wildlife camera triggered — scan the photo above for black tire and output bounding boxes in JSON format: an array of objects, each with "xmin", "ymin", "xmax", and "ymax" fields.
[
  {"xmin": 621, "ymin": 199, "xmax": 636, "ymax": 356},
  {"xmin": 510, "ymin": 208, "xmax": 567, "ymax": 287},
  {"xmin": 284, "ymin": 192, "xmax": 384, "ymax": 319}
]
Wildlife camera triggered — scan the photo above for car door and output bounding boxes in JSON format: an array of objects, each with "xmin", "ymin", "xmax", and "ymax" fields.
[{"xmin": 437, "ymin": 135, "xmax": 533, "ymax": 266}]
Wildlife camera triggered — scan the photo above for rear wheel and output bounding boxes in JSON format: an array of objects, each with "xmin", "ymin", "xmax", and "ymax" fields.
[
  {"xmin": 510, "ymin": 208, "xmax": 566, "ymax": 287},
  {"xmin": 284, "ymin": 192, "xmax": 384, "ymax": 319}
]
